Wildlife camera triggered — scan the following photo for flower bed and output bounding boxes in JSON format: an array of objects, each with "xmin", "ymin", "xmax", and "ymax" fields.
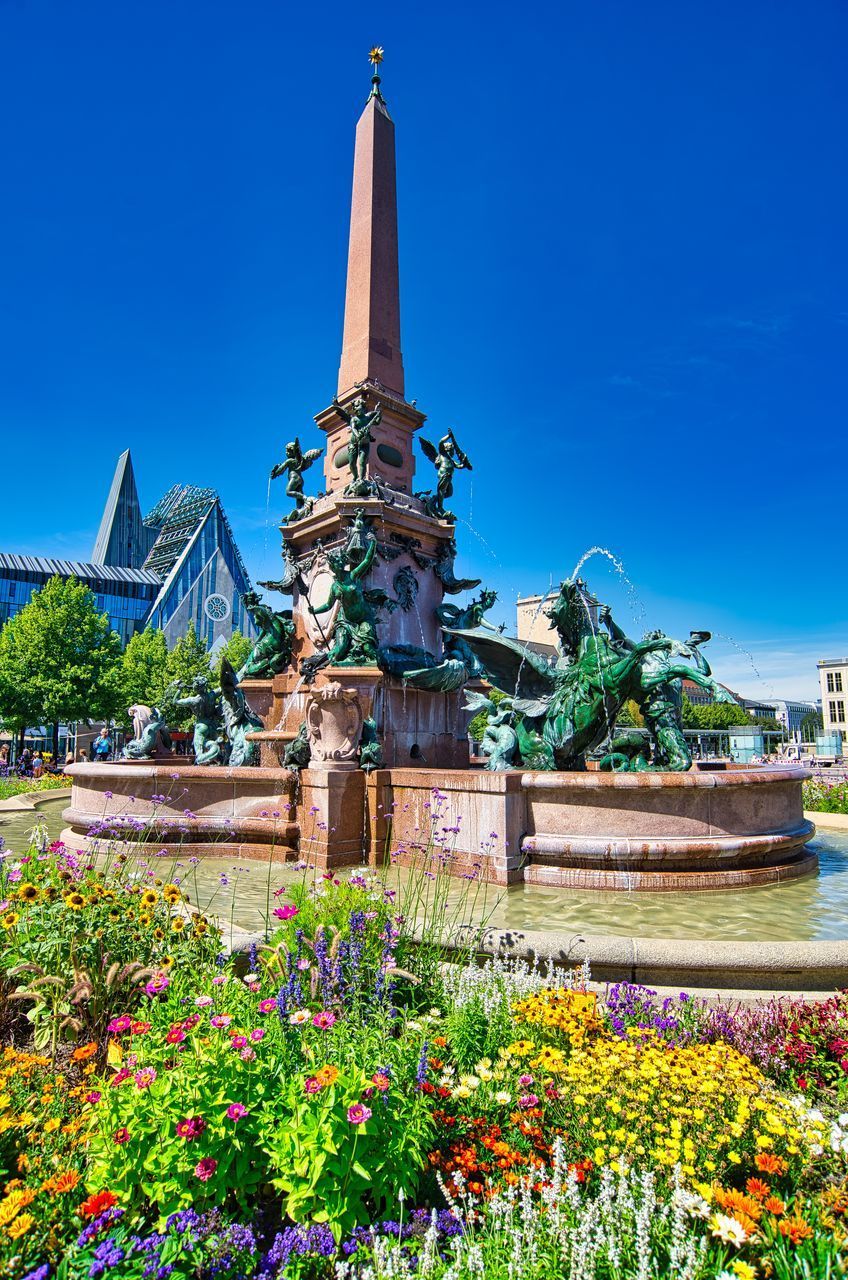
[
  {"xmin": 0, "ymin": 775, "xmax": 70, "ymax": 802},
  {"xmin": 803, "ymin": 777, "xmax": 848, "ymax": 814},
  {"xmin": 0, "ymin": 788, "xmax": 846, "ymax": 1278}
]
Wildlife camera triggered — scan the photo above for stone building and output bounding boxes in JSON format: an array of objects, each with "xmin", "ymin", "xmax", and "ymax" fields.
[{"xmin": 818, "ymin": 656, "xmax": 848, "ymax": 745}]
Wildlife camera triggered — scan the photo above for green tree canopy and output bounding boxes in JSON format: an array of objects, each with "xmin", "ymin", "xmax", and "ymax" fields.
[
  {"xmin": 681, "ymin": 697, "xmax": 762, "ymax": 732},
  {"xmin": 801, "ymin": 710, "xmax": 823, "ymax": 743},
  {"xmin": 0, "ymin": 575, "xmax": 122, "ymax": 751},
  {"xmin": 213, "ymin": 630, "xmax": 253, "ymax": 684},
  {"xmin": 117, "ymin": 626, "xmax": 170, "ymax": 728},
  {"xmin": 163, "ymin": 623, "xmax": 214, "ymax": 729}
]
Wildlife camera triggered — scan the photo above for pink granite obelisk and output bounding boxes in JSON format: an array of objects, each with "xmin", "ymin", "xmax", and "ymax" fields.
[{"xmin": 337, "ymin": 67, "xmax": 404, "ymax": 398}]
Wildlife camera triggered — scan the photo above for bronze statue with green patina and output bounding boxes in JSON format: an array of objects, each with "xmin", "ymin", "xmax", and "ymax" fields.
[
  {"xmin": 447, "ymin": 577, "xmax": 729, "ymax": 771},
  {"xmin": 238, "ymin": 591, "xmax": 295, "ymax": 681},
  {"xmin": 332, "ymin": 395, "xmax": 382, "ymax": 494},
  {"xmin": 270, "ymin": 438, "xmax": 323, "ymax": 522},
  {"xmin": 418, "ymin": 430, "xmax": 472, "ymax": 519},
  {"xmin": 304, "ymin": 532, "xmax": 380, "ymax": 670}
]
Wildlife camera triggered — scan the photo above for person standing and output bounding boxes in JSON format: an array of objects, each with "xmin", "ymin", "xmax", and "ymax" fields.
[
  {"xmin": 92, "ymin": 728, "xmax": 113, "ymax": 763},
  {"xmin": 32, "ymin": 752, "xmax": 44, "ymax": 778}
]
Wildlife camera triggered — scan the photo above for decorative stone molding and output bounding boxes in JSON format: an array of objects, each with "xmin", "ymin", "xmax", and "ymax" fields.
[{"xmin": 305, "ymin": 681, "xmax": 363, "ymax": 768}]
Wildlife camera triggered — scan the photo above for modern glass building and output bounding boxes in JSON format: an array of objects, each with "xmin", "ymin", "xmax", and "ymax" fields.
[{"xmin": 0, "ymin": 451, "xmax": 254, "ymax": 650}]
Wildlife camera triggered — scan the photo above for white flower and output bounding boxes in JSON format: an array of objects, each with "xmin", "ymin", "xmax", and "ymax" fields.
[
  {"xmin": 495, "ymin": 1090, "xmax": 511, "ymax": 1105},
  {"xmin": 710, "ymin": 1213, "xmax": 748, "ymax": 1246},
  {"xmin": 672, "ymin": 1187, "xmax": 711, "ymax": 1219},
  {"xmin": 289, "ymin": 1009, "xmax": 310, "ymax": 1025},
  {"xmin": 406, "ymin": 1020, "xmax": 423, "ymax": 1032},
  {"xmin": 837, "ymin": 1113, "xmax": 848, "ymax": 1126}
]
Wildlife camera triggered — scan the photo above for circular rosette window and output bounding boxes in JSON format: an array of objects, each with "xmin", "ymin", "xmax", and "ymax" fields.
[{"xmin": 204, "ymin": 593, "xmax": 231, "ymax": 622}]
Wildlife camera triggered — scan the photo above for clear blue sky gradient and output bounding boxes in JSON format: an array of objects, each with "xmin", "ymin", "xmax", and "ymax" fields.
[{"xmin": 1, "ymin": 1, "xmax": 845, "ymax": 699}]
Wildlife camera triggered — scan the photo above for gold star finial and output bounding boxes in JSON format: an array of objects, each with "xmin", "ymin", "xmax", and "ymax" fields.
[{"xmin": 369, "ymin": 46, "xmax": 384, "ymax": 68}]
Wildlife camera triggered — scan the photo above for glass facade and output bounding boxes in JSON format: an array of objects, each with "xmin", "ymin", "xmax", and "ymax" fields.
[{"xmin": 0, "ymin": 557, "xmax": 160, "ymax": 647}]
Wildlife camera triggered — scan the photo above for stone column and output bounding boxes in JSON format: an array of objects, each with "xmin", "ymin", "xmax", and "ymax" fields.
[{"xmin": 299, "ymin": 680, "xmax": 367, "ymax": 870}]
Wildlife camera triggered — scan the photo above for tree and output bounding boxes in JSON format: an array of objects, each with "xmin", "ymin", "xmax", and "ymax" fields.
[
  {"xmin": 213, "ymin": 630, "xmax": 253, "ymax": 684},
  {"xmin": 681, "ymin": 697, "xmax": 758, "ymax": 732},
  {"xmin": 0, "ymin": 575, "xmax": 122, "ymax": 756},
  {"xmin": 801, "ymin": 710, "xmax": 823, "ymax": 743},
  {"xmin": 616, "ymin": 698, "xmax": 644, "ymax": 729},
  {"xmin": 117, "ymin": 627, "xmax": 170, "ymax": 728},
  {"xmin": 163, "ymin": 623, "xmax": 214, "ymax": 729}
]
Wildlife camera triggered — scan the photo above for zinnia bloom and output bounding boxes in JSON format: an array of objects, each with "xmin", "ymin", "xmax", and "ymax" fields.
[
  {"xmin": 347, "ymin": 1103, "xmax": 372, "ymax": 1125},
  {"xmin": 259, "ymin": 998, "xmax": 276, "ymax": 1013},
  {"xmin": 288, "ymin": 1010, "xmax": 310, "ymax": 1026},
  {"xmin": 113, "ymin": 1127, "xmax": 131, "ymax": 1145},
  {"xmin": 210, "ymin": 1014, "xmax": 232, "ymax": 1028},
  {"xmin": 272, "ymin": 904, "xmax": 299, "ymax": 920},
  {"xmin": 226, "ymin": 1103, "xmax": 247, "ymax": 1121},
  {"xmin": 134, "ymin": 1067, "xmax": 157, "ymax": 1089},
  {"xmin": 176, "ymin": 1116, "xmax": 206, "ymax": 1140},
  {"xmin": 303, "ymin": 1076, "xmax": 321, "ymax": 1094},
  {"xmin": 194, "ymin": 1157, "xmax": 217, "ymax": 1182},
  {"xmin": 312, "ymin": 1011, "xmax": 337, "ymax": 1030},
  {"xmin": 315, "ymin": 1064, "xmax": 339, "ymax": 1087},
  {"xmin": 71, "ymin": 1042, "xmax": 98, "ymax": 1062}
]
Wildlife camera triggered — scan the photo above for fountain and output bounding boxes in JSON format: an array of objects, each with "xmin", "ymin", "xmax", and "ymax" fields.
[{"xmin": 61, "ymin": 52, "xmax": 815, "ymax": 896}]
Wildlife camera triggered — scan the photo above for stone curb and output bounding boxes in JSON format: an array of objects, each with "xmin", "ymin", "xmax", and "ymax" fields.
[
  {"xmin": 805, "ymin": 809, "xmax": 848, "ymax": 831},
  {"xmin": 0, "ymin": 787, "xmax": 72, "ymax": 813}
]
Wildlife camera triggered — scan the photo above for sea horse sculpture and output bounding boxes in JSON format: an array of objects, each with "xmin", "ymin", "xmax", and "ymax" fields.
[{"xmin": 448, "ymin": 577, "xmax": 730, "ymax": 771}]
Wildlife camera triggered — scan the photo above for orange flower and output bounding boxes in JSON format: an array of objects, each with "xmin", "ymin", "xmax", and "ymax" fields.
[
  {"xmin": 433, "ymin": 1037, "xmax": 448, "ymax": 1048},
  {"xmin": 746, "ymin": 1177, "xmax": 771, "ymax": 1201},
  {"xmin": 71, "ymin": 1043, "xmax": 98, "ymax": 1063},
  {"xmin": 53, "ymin": 1170, "xmax": 80, "ymax": 1194},
  {"xmin": 779, "ymin": 1216, "xmax": 814, "ymax": 1244},
  {"xmin": 714, "ymin": 1188, "xmax": 762, "ymax": 1223},
  {"xmin": 755, "ymin": 1152, "xmax": 788, "ymax": 1176},
  {"xmin": 764, "ymin": 1196, "xmax": 786, "ymax": 1216},
  {"xmin": 79, "ymin": 1189, "xmax": 118, "ymax": 1218},
  {"xmin": 315, "ymin": 1064, "xmax": 339, "ymax": 1087}
]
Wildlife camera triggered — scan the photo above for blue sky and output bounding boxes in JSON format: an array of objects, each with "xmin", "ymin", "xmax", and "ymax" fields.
[{"xmin": 1, "ymin": 0, "xmax": 845, "ymax": 699}]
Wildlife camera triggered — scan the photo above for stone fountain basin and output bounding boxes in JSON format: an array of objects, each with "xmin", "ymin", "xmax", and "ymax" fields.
[{"xmin": 62, "ymin": 762, "xmax": 815, "ymax": 892}]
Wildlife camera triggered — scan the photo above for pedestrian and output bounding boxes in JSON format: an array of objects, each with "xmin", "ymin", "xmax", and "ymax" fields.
[
  {"xmin": 32, "ymin": 751, "xmax": 44, "ymax": 778},
  {"xmin": 18, "ymin": 748, "xmax": 32, "ymax": 776},
  {"xmin": 92, "ymin": 728, "xmax": 113, "ymax": 763},
  {"xmin": 0, "ymin": 744, "xmax": 8, "ymax": 772}
]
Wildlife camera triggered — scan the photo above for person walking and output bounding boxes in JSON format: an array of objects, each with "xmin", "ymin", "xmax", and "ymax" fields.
[{"xmin": 92, "ymin": 728, "xmax": 113, "ymax": 763}]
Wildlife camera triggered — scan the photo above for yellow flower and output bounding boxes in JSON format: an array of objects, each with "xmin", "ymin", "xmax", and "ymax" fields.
[
  {"xmin": 1, "ymin": 912, "xmax": 19, "ymax": 930},
  {"xmin": 64, "ymin": 892, "xmax": 85, "ymax": 910},
  {"xmin": 17, "ymin": 883, "xmax": 39, "ymax": 903},
  {"xmin": 140, "ymin": 890, "xmax": 157, "ymax": 908},
  {"xmin": 163, "ymin": 883, "xmax": 181, "ymax": 903},
  {"xmin": 6, "ymin": 1211, "xmax": 34, "ymax": 1239},
  {"xmin": 171, "ymin": 916, "xmax": 185, "ymax": 932},
  {"xmin": 731, "ymin": 1262, "xmax": 758, "ymax": 1280}
]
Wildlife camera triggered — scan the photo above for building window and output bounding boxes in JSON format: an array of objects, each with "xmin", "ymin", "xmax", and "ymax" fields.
[
  {"xmin": 827, "ymin": 672, "xmax": 844, "ymax": 693},
  {"xmin": 830, "ymin": 700, "xmax": 846, "ymax": 724}
]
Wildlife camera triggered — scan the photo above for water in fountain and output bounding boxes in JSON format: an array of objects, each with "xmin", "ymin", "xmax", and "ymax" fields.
[
  {"xmin": 569, "ymin": 545, "xmax": 646, "ymax": 626},
  {"xmin": 278, "ymin": 673, "xmax": 308, "ymax": 730},
  {"xmin": 575, "ymin": 581, "xmax": 616, "ymax": 753},
  {"xmin": 509, "ymin": 578, "xmax": 554, "ymax": 713},
  {"xmin": 456, "ymin": 516, "xmax": 503, "ymax": 566},
  {"xmin": 712, "ymin": 632, "xmax": 782, "ymax": 703}
]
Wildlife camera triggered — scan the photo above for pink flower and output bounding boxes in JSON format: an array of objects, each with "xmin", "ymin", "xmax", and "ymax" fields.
[
  {"xmin": 210, "ymin": 1015, "xmax": 232, "ymax": 1029},
  {"xmin": 346, "ymin": 1104, "xmax": 372, "ymax": 1125},
  {"xmin": 371, "ymin": 1072, "xmax": 390, "ymax": 1092},
  {"xmin": 304, "ymin": 1076, "xmax": 321, "ymax": 1094},
  {"xmin": 85, "ymin": 1091, "xmax": 102, "ymax": 1104},
  {"xmin": 239, "ymin": 1047, "xmax": 256, "ymax": 1062},
  {"xmin": 176, "ymin": 1116, "xmax": 206, "ymax": 1140},
  {"xmin": 212, "ymin": 976, "xmax": 227, "ymax": 986},
  {"xmin": 258, "ymin": 998, "xmax": 276, "ymax": 1013},
  {"xmin": 272, "ymin": 904, "xmax": 299, "ymax": 920},
  {"xmin": 195, "ymin": 995, "xmax": 213, "ymax": 1007},
  {"xmin": 194, "ymin": 1157, "xmax": 217, "ymax": 1182},
  {"xmin": 113, "ymin": 1127, "xmax": 131, "ymax": 1145},
  {"xmin": 230, "ymin": 1035, "xmax": 248, "ymax": 1050},
  {"xmin": 518, "ymin": 1074, "xmax": 534, "ymax": 1087},
  {"xmin": 108, "ymin": 1015, "xmax": 132, "ymax": 1033},
  {"xmin": 144, "ymin": 972, "xmax": 170, "ymax": 997},
  {"xmin": 518, "ymin": 1093, "xmax": 539, "ymax": 1109},
  {"xmin": 166, "ymin": 1026, "xmax": 187, "ymax": 1045},
  {"xmin": 110, "ymin": 1069, "xmax": 132, "ymax": 1088},
  {"xmin": 249, "ymin": 1028, "xmax": 265, "ymax": 1043},
  {"xmin": 134, "ymin": 1067, "xmax": 157, "ymax": 1090},
  {"xmin": 312, "ymin": 1011, "xmax": 337, "ymax": 1030},
  {"xmin": 226, "ymin": 1103, "xmax": 247, "ymax": 1121}
]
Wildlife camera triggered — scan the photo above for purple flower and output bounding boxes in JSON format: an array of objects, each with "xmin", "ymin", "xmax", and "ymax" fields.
[{"xmin": 347, "ymin": 1103, "xmax": 372, "ymax": 1124}]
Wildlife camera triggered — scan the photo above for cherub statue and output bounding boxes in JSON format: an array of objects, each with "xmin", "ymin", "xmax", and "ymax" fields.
[
  {"xmin": 332, "ymin": 395, "xmax": 382, "ymax": 493},
  {"xmin": 238, "ymin": 591, "xmax": 295, "ymax": 681},
  {"xmin": 418, "ymin": 430, "xmax": 472, "ymax": 519},
  {"xmin": 270, "ymin": 438, "xmax": 323, "ymax": 522}
]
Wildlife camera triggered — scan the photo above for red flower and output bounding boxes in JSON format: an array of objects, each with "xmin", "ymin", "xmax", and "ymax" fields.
[
  {"xmin": 113, "ymin": 1127, "xmax": 131, "ymax": 1145},
  {"xmin": 166, "ymin": 1026, "xmax": 187, "ymax": 1044},
  {"xmin": 130, "ymin": 1020, "xmax": 151, "ymax": 1036},
  {"xmin": 176, "ymin": 1115, "xmax": 206, "ymax": 1140},
  {"xmin": 79, "ymin": 1189, "xmax": 118, "ymax": 1218},
  {"xmin": 194, "ymin": 1157, "xmax": 218, "ymax": 1182}
]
